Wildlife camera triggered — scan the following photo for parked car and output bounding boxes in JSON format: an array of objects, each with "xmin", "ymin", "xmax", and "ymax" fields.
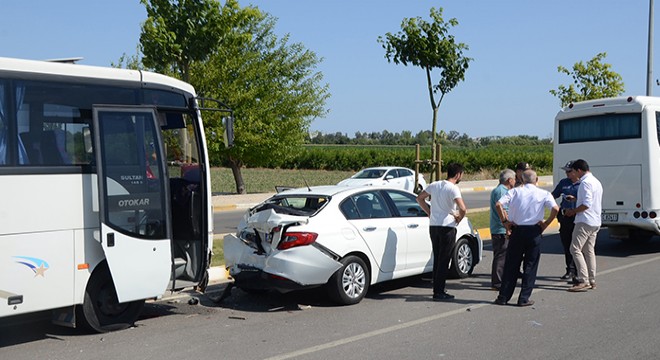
[
  {"xmin": 337, "ymin": 166, "xmax": 427, "ymax": 193},
  {"xmin": 223, "ymin": 185, "xmax": 482, "ymax": 305}
]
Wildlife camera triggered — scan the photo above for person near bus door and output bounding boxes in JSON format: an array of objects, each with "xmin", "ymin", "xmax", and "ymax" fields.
[
  {"xmin": 416, "ymin": 163, "xmax": 467, "ymax": 301},
  {"xmin": 551, "ymin": 160, "xmax": 580, "ymax": 281},
  {"xmin": 494, "ymin": 169, "xmax": 559, "ymax": 307},
  {"xmin": 489, "ymin": 168, "xmax": 516, "ymax": 290},
  {"xmin": 564, "ymin": 159, "xmax": 603, "ymax": 292}
]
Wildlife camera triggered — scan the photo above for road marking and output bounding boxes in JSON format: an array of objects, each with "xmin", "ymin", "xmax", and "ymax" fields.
[{"xmin": 263, "ymin": 254, "xmax": 660, "ymax": 360}]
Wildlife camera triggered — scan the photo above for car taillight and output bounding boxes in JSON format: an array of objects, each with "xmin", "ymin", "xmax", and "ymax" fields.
[{"xmin": 277, "ymin": 232, "xmax": 318, "ymax": 250}]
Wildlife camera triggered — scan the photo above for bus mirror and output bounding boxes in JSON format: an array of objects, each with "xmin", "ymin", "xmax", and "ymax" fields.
[
  {"xmin": 223, "ymin": 116, "xmax": 234, "ymax": 148},
  {"xmin": 83, "ymin": 126, "xmax": 92, "ymax": 154}
]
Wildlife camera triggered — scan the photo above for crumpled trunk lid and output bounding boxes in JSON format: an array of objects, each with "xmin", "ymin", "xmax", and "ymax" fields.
[{"xmin": 239, "ymin": 208, "xmax": 309, "ymax": 254}]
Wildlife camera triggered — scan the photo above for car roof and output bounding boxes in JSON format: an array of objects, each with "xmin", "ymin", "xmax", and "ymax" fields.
[
  {"xmin": 359, "ymin": 166, "xmax": 408, "ymax": 171},
  {"xmin": 275, "ymin": 185, "xmax": 414, "ymax": 197},
  {"xmin": 276, "ymin": 185, "xmax": 358, "ymax": 197}
]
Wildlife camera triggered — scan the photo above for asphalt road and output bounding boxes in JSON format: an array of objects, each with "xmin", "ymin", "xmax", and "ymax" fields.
[{"xmin": 3, "ymin": 229, "xmax": 660, "ymax": 359}]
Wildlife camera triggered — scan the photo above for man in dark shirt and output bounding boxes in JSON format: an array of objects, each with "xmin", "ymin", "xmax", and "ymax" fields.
[{"xmin": 551, "ymin": 160, "xmax": 580, "ymax": 280}]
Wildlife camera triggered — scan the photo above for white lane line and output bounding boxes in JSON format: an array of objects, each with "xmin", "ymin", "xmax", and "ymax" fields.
[
  {"xmin": 263, "ymin": 254, "xmax": 660, "ymax": 360},
  {"xmin": 263, "ymin": 305, "xmax": 485, "ymax": 360}
]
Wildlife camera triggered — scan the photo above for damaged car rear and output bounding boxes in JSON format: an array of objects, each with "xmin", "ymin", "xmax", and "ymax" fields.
[{"xmin": 224, "ymin": 185, "xmax": 482, "ymax": 305}]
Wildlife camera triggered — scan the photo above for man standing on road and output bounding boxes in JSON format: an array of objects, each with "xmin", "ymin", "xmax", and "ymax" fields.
[
  {"xmin": 416, "ymin": 163, "xmax": 467, "ymax": 301},
  {"xmin": 564, "ymin": 159, "xmax": 603, "ymax": 292},
  {"xmin": 489, "ymin": 168, "xmax": 516, "ymax": 290},
  {"xmin": 552, "ymin": 160, "xmax": 580, "ymax": 280},
  {"xmin": 514, "ymin": 162, "xmax": 531, "ymax": 187},
  {"xmin": 494, "ymin": 170, "xmax": 559, "ymax": 307}
]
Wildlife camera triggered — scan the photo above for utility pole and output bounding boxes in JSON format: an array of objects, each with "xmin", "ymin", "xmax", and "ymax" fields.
[{"xmin": 647, "ymin": 0, "xmax": 654, "ymax": 96}]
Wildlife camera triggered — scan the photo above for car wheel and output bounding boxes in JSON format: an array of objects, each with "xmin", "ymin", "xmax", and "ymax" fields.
[
  {"xmin": 450, "ymin": 238, "xmax": 474, "ymax": 279},
  {"xmin": 327, "ymin": 255, "xmax": 370, "ymax": 305},
  {"xmin": 76, "ymin": 263, "xmax": 145, "ymax": 333}
]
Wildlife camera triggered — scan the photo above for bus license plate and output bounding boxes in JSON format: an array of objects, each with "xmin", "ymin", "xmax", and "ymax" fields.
[{"xmin": 602, "ymin": 213, "xmax": 618, "ymax": 222}]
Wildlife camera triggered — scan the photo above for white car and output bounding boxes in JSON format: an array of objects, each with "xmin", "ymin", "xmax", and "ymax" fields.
[
  {"xmin": 223, "ymin": 185, "xmax": 482, "ymax": 305},
  {"xmin": 337, "ymin": 166, "xmax": 427, "ymax": 193}
]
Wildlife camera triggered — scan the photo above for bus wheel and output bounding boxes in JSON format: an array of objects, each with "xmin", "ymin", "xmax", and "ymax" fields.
[{"xmin": 77, "ymin": 263, "xmax": 145, "ymax": 333}]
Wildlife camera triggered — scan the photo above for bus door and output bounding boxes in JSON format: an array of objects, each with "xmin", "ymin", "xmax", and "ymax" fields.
[{"xmin": 93, "ymin": 106, "xmax": 172, "ymax": 303}]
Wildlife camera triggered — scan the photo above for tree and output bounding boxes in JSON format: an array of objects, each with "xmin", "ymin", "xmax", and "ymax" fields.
[
  {"xmin": 378, "ymin": 7, "xmax": 472, "ymax": 180},
  {"xmin": 139, "ymin": 0, "xmax": 329, "ymax": 194},
  {"xmin": 195, "ymin": 2, "xmax": 329, "ymax": 193},
  {"xmin": 140, "ymin": 0, "xmax": 224, "ymax": 82},
  {"xmin": 111, "ymin": 47, "xmax": 143, "ymax": 70},
  {"xmin": 550, "ymin": 52, "xmax": 625, "ymax": 107}
]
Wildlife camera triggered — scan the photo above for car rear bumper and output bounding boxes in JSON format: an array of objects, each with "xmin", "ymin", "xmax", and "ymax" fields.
[{"xmin": 223, "ymin": 233, "xmax": 342, "ymax": 291}]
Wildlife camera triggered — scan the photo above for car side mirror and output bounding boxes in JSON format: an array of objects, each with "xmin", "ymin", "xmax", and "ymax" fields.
[{"xmin": 385, "ymin": 175, "xmax": 394, "ymax": 180}]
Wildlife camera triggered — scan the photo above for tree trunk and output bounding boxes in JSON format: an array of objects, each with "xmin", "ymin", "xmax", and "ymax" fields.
[
  {"xmin": 425, "ymin": 66, "xmax": 441, "ymax": 182},
  {"xmin": 228, "ymin": 156, "xmax": 246, "ymax": 194},
  {"xmin": 431, "ymin": 105, "xmax": 439, "ymax": 182}
]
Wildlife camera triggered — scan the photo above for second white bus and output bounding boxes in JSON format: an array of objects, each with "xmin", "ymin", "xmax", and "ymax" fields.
[{"xmin": 554, "ymin": 96, "xmax": 660, "ymax": 241}]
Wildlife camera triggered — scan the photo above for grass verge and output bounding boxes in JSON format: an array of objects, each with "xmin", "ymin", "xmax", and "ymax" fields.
[{"xmin": 212, "ymin": 235, "xmax": 224, "ymax": 267}]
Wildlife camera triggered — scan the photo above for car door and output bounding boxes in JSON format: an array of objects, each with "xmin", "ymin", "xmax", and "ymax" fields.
[
  {"xmin": 384, "ymin": 169, "xmax": 405, "ymax": 189},
  {"xmin": 346, "ymin": 191, "xmax": 408, "ymax": 275},
  {"xmin": 397, "ymin": 168, "xmax": 415, "ymax": 192},
  {"xmin": 93, "ymin": 106, "xmax": 172, "ymax": 303},
  {"xmin": 382, "ymin": 189, "xmax": 432, "ymax": 271}
]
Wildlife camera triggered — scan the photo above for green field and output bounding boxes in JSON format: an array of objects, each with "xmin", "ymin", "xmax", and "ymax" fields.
[{"xmin": 209, "ymin": 167, "xmax": 522, "ymax": 194}]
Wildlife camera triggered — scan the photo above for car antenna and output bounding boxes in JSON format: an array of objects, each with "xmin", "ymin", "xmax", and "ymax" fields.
[{"xmin": 299, "ymin": 169, "xmax": 312, "ymax": 191}]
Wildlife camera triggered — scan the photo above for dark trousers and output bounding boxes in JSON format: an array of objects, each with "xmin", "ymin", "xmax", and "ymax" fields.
[
  {"xmin": 558, "ymin": 213, "xmax": 576, "ymax": 274},
  {"xmin": 491, "ymin": 233, "xmax": 509, "ymax": 288},
  {"xmin": 497, "ymin": 225, "xmax": 542, "ymax": 304},
  {"xmin": 430, "ymin": 226, "xmax": 456, "ymax": 295}
]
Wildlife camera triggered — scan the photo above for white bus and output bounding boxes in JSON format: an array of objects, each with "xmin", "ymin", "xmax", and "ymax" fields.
[
  {"xmin": 553, "ymin": 96, "xmax": 660, "ymax": 241},
  {"xmin": 0, "ymin": 57, "xmax": 230, "ymax": 332}
]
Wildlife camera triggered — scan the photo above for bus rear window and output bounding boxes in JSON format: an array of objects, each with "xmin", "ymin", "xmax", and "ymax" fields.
[{"xmin": 558, "ymin": 113, "xmax": 641, "ymax": 144}]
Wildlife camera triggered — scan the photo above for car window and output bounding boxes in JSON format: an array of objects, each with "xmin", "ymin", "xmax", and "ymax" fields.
[
  {"xmin": 342, "ymin": 191, "xmax": 393, "ymax": 219},
  {"xmin": 383, "ymin": 190, "xmax": 427, "ymax": 218},
  {"xmin": 263, "ymin": 195, "xmax": 328, "ymax": 216},
  {"xmin": 355, "ymin": 169, "xmax": 385, "ymax": 179},
  {"xmin": 385, "ymin": 169, "xmax": 397, "ymax": 179},
  {"xmin": 399, "ymin": 168, "xmax": 412, "ymax": 177},
  {"xmin": 340, "ymin": 198, "xmax": 360, "ymax": 219}
]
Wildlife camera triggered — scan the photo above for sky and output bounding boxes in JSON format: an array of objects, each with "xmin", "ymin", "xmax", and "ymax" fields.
[{"xmin": 1, "ymin": 1, "xmax": 656, "ymax": 139}]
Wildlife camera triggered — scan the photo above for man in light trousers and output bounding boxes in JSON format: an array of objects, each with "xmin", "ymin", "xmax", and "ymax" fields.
[{"xmin": 565, "ymin": 159, "xmax": 603, "ymax": 292}]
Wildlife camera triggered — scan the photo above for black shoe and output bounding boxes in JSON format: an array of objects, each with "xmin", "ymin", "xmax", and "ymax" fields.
[
  {"xmin": 517, "ymin": 300, "xmax": 535, "ymax": 307},
  {"xmin": 567, "ymin": 277, "xmax": 579, "ymax": 285},
  {"xmin": 560, "ymin": 271, "xmax": 573, "ymax": 280},
  {"xmin": 494, "ymin": 297, "xmax": 507, "ymax": 305},
  {"xmin": 433, "ymin": 292, "xmax": 455, "ymax": 301}
]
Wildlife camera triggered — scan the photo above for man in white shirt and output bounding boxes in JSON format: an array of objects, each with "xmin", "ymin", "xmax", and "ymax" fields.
[
  {"xmin": 564, "ymin": 159, "xmax": 603, "ymax": 292},
  {"xmin": 416, "ymin": 163, "xmax": 467, "ymax": 301},
  {"xmin": 494, "ymin": 169, "xmax": 559, "ymax": 307}
]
